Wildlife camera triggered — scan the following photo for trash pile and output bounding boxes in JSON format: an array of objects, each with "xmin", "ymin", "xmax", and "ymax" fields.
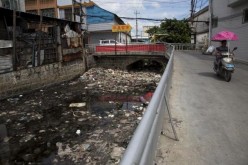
[
  {"xmin": 0, "ymin": 67, "xmax": 162, "ymax": 164},
  {"xmin": 80, "ymin": 68, "xmax": 161, "ymax": 95}
]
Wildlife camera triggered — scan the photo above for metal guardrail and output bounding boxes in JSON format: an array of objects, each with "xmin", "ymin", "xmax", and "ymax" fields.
[
  {"xmin": 120, "ymin": 43, "xmax": 175, "ymax": 165},
  {"xmin": 171, "ymin": 43, "xmax": 205, "ymax": 51}
]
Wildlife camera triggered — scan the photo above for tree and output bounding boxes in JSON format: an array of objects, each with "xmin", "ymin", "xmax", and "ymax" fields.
[{"xmin": 146, "ymin": 19, "xmax": 191, "ymax": 43}]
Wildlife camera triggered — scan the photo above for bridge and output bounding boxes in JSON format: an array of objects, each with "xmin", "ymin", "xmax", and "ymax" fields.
[
  {"xmin": 107, "ymin": 44, "xmax": 248, "ymax": 165},
  {"xmin": 86, "ymin": 43, "xmax": 169, "ymax": 70}
]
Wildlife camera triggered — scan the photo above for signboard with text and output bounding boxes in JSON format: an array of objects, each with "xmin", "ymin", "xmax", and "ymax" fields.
[{"xmin": 112, "ymin": 24, "xmax": 132, "ymax": 32}]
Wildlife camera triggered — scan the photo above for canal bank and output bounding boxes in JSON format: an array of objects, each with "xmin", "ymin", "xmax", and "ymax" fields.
[{"xmin": 0, "ymin": 67, "xmax": 162, "ymax": 164}]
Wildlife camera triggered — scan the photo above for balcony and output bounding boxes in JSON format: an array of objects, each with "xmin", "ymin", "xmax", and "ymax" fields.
[{"xmin": 228, "ymin": 0, "xmax": 247, "ymax": 7}]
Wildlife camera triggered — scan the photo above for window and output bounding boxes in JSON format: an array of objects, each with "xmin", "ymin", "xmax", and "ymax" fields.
[
  {"xmin": 64, "ymin": 8, "xmax": 72, "ymax": 20},
  {"xmin": 64, "ymin": 8, "xmax": 80, "ymax": 21},
  {"xmin": 243, "ymin": 9, "xmax": 248, "ymax": 23},
  {"xmin": 102, "ymin": 41, "xmax": 109, "ymax": 44},
  {"xmin": 212, "ymin": 17, "xmax": 218, "ymax": 28},
  {"xmin": 41, "ymin": 8, "xmax": 55, "ymax": 17},
  {"xmin": 110, "ymin": 40, "xmax": 115, "ymax": 44}
]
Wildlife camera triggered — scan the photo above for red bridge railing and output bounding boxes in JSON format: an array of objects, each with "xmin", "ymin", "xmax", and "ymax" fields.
[{"xmin": 95, "ymin": 44, "xmax": 166, "ymax": 53}]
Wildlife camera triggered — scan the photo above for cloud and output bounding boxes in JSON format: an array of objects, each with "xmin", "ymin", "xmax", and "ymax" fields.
[
  {"xmin": 57, "ymin": 0, "xmax": 190, "ymax": 37},
  {"xmin": 151, "ymin": 2, "xmax": 160, "ymax": 8}
]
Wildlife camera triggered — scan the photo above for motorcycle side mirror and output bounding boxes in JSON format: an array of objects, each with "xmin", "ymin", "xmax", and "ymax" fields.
[{"xmin": 233, "ymin": 47, "xmax": 238, "ymax": 51}]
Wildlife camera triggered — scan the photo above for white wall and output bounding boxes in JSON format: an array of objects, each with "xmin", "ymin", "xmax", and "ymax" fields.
[
  {"xmin": 212, "ymin": 0, "xmax": 248, "ymax": 61},
  {"xmin": 196, "ymin": 33, "xmax": 208, "ymax": 45}
]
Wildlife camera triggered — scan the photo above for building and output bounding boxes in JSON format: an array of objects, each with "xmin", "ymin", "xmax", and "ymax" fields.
[
  {"xmin": 59, "ymin": 1, "xmax": 131, "ymax": 45},
  {"xmin": 142, "ymin": 26, "xmax": 154, "ymax": 38},
  {"xmin": 0, "ymin": 7, "xmax": 86, "ymax": 99},
  {"xmin": 84, "ymin": 1, "xmax": 131, "ymax": 44},
  {"xmin": 0, "ymin": 0, "xmax": 25, "ymax": 11},
  {"xmin": 58, "ymin": 1, "xmax": 88, "ymax": 27},
  {"xmin": 190, "ymin": 6, "xmax": 209, "ymax": 46},
  {"xmin": 133, "ymin": 26, "xmax": 154, "ymax": 43},
  {"xmin": 25, "ymin": 0, "xmax": 58, "ymax": 17},
  {"xmin": 211, "ymin": 0, "xmax": 248, "ymax": 61}
]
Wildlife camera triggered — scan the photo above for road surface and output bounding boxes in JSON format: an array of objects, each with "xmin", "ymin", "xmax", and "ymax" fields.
[{"xmin": 156, "ymin": 51, "xmax": 248, "ymax": 165}]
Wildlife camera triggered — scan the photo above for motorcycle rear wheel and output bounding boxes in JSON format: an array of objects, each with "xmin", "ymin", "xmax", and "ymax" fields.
[{"xmin": 224, "ymin": 71, "xmax": 232, "ymax": 82}]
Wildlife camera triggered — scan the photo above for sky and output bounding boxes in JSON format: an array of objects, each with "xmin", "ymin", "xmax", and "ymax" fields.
[{"xmin": 58, "ymin": 0, "xmax": 208, "ymax": 37}]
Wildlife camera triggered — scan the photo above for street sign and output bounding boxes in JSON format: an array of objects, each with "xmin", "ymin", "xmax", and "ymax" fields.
[{"xmin": 112, "ymin": 24, "xmax": 132, "ymax": 32}]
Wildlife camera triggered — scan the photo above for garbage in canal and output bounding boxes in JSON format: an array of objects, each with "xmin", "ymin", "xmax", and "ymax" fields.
[
  {"xmin": 108, "ymin": 114, "xmax": 115, "ymax": 118},
  {"xmin": 69, "ymin": 103, "xmax": 86, "ymax": 108},
  {"xmin": 76, "ymin": 130, "xmax": 81, "ymax": 135},
  {"xmin": 0, "ymin": 67, "xmax": 162, "ymax": 164},
  {"xmin": 79, "ymin": 67, "xmax": 161, "ymax": 95},
  {"xmin": 140, "ymin": 96, "xmax": 149, "ymax": 105},
  {"xmin": 110, "ymin": 146, "xmax": 125, "ymax": 162},
  {"xmin": 144, "ymin": 92, "xmax": 154, "ymax": 101},
  {"xmin": 7, "ymin": 98, "xmax": 19, "ymax": 103}
]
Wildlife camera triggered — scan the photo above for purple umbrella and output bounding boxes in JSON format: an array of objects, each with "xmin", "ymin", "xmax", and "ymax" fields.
[{"xmin": 211, "ymin": 31, "xmax": 238, "ymax": 41}]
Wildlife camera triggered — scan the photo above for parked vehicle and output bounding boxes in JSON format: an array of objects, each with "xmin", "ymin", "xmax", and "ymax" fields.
[
  {"xmin": 213, "ymin": 47, "xmax": 237, "ymax": 82},
  {"xmin": 99, "ymin": 39, "xmax": 124, "ymax": 45}
]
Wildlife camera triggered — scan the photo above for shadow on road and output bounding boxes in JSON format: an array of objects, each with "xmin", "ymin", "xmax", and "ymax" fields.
[{"xmin": 198, "ymin": 72, "xmax": 224, "ymax": 81}]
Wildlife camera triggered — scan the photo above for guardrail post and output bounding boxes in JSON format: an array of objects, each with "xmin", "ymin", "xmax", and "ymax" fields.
[{"xmin": 163, "ymin": 94, "xmax": 179, "ymax": 141}]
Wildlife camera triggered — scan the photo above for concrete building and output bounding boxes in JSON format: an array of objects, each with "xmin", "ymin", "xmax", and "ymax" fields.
[
  {"xmin": 190, "ymin": 6, "xmax": 209, "ymax": 46},
  {"xmin": 25, "ymin": 0, "xmax": 58, "ymax": 17},
  {"xmin": 142, "ymin": 26, "xmax": 154, "ymax": 38},
  {"xmin": 133, "ymin": 26, "xmax": 154, "ymax": 42},
  {"xmin": 0, "ymin": 0, "xmax": 25, "ymax": 11},
  {"xmin": 211, "ymin": 0, "xmax": 248, "ymax": 61},
  {"xmin": 58, "ymin": 2, "xmax": 88, "ymax": 28}
]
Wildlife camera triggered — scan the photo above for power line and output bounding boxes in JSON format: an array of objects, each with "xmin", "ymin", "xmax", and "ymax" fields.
[{"xmin": 84, "ymin": 14, "xmax": 209, "ymax": 23}]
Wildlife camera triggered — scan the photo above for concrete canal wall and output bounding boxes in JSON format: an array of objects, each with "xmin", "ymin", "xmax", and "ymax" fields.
[
  {"xmin": 0, "ymin": 54, "xmax": 167, "ymax": 100},
  {"xmin": 0, "ymin": 59, "xmax": 85, "ymax": 100}
]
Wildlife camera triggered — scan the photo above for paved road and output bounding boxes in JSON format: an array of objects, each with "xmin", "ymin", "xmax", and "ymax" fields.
[{"xmin": 156, "ymin": 51, "xmax": 248, "ymax": 165}]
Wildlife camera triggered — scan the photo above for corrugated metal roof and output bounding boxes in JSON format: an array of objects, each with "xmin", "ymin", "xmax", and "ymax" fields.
[{"xmin": 0, "ymin": 7, "xmax": 80, "ymax": 24}]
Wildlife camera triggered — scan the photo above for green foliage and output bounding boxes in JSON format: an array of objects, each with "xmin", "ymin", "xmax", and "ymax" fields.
[{"xmin": 146, "ymin": 19, "xmax": 191, "ymax": 43}]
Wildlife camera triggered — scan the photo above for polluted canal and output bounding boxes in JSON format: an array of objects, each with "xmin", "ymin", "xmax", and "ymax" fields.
[{"xmin": 0, "ymin": 66, "xmax": 163, "ymax": 164}]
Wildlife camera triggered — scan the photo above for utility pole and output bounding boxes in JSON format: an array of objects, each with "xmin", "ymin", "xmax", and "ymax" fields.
[
  {"xmin": 208, "ymin": 0, "xmax": 213, "ymax": 46},
  {"xmin": 190, "ymin": 0, "xmax": 197, "ymax": 44},
  {"xmin": 80, "ymin": 0, "xmax": 82, "ymax": 24},
  {"xmin": 72, "ymin": 0, "xmax": 75, "ymax": 21},
  {"xmin": 135, "ymin": 10, "xmax": 140, "ymax": 42},
  {"xmin": 190, "ymin": 0, "xmax": 196, "ymax": 24},
  {"xmin": 37, "ymin": 10, "xmax": 43, "ymax": 66},
  {"xmin": 12, "ymin": 0, "xmax": 17, "ymax": 71}
]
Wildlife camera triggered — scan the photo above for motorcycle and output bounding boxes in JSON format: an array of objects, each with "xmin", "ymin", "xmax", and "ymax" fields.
[{"xmin": 213, "ymin": 47, "xmax": 237, "ymax": 82}]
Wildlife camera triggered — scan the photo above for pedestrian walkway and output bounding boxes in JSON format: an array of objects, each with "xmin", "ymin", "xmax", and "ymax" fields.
[{"xmin": 156, "ymin": 51, "xmax": 248, "ymax": 165}]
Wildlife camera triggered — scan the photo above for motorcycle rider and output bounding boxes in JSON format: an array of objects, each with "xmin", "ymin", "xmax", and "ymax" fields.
[{"xmin": 214, "ymin": 40, "xmax": 228, "ymax": 71}]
